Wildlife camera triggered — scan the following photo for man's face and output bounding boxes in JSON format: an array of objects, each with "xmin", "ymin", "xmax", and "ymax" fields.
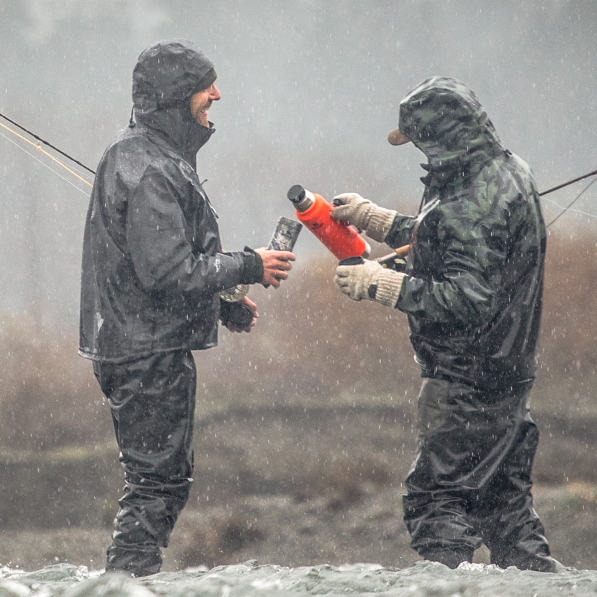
[{"xmin": 190, "ymin": 83, "xmax": 221, "ymax": 127}]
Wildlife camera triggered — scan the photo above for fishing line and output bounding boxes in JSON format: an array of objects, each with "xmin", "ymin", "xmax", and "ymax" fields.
[
  {"xmin": 544, "ymin": 176, "xmax": 597, "ymax": 228},
  {"xmin": 0, "ymin": 120, "xmax": 93, "ymax": 190},
  {"xmin": 2, "ymin": 110, "xmax": 597, "ymax": 225},
  {"xmin": 0, "ymin": 111, "xmax": 95, "ymax": 175},
  {"xmin": 0, "ymin": 131, "xmax": 91, "ymax": 196}
]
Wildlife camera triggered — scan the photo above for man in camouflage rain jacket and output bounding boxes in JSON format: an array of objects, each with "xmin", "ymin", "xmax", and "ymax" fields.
[{"xmin": 330, "ymin": 77, "xmax": 559, "ymax": 572}]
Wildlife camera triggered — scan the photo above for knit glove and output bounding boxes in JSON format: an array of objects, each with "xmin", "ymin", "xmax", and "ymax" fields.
[
  {"xmin": 334, "ymin": 259, "xmax": 406, "ymax": 307},
  {"xmin": 330, "ymin": 193, "xmax": 397, "ymax": 243}
]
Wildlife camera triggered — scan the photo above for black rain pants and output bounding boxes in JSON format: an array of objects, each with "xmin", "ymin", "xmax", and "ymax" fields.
[
  {"xmin": 403, "ymin": 377, "xmax": 556, "ymax": 571},
  {"xmin": 93, "ymin": 349, "xmax": 196, "ymax": 577}
]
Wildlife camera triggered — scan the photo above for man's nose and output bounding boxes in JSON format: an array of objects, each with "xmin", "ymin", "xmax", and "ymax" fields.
[{"xmin": 210, "ymin": 84, "xmax": 221, "ymax": 101}]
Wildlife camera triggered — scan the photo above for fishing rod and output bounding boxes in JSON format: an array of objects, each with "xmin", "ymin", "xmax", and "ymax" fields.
[
  {"xmin": 539, "ymin": 168, "xmax": 597, "ymax": 197},
  {"xmin": 543, "ymin": 175, "xmax": 597, "ymax": 228},
  {"xmin": 0, "ymin": 111, "xmax": 95, "ymax": 175},
  {"xmin": 1, "ymin": 110, "xmax": 596, "ymax": 226}
]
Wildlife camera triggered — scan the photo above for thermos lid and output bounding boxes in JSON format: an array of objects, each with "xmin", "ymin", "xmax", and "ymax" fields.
[{"xmin": 287, "ymin": 185, "xmax": 306, "ymax": 204}]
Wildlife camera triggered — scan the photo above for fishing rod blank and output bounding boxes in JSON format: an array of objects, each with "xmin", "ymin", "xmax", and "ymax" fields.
[
  {"xmin": 0, "ymin": 111, "xmax": 95, "ymax": 175},
  {"xmin": 2, "ymin": 109, "xmax": 597, "ymax": 223}
]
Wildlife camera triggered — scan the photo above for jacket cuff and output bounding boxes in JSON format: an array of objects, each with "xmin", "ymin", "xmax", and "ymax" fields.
[
  {"xmin": 366, "ymin": 208, "xmax": 397, "ymax": 243},
  {"xmin": 373, "ymin": 269, "xmax": 406, "ymax": 308},
  {"xmin": 240, "ymin": 246, "xmax": 264, "ymax": 285}
]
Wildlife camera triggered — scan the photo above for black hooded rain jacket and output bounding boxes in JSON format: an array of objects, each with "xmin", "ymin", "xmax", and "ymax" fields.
[{"xmin": 79, "ymin": 40, "xmax": 261, "ymax": 363}]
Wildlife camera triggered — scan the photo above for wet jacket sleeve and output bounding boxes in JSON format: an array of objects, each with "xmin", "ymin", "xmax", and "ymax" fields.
[
  {"xmin": 396, "ymin": 204, "xmax": 506, "ymax": 326},
  {"xmin": 384, "ymin": 214, "xmax": 417, "ymax": 249},
  {"xmin": 127, "ymin": 169, "xmax": 260, "ymax": 299}
]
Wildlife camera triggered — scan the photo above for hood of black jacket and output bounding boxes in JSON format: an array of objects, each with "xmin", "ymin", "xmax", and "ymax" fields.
[{"xmin": 131, "ymin": 39, "xmax": 216, "ymax": 164}]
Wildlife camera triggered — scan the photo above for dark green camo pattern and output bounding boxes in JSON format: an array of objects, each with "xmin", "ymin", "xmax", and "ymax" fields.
[{"xmin": 386, "ymin": 77, "xmax": 546, "ymax": 389}]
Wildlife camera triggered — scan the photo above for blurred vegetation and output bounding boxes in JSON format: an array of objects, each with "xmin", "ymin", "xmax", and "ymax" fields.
[
  {"xmin": 0, "ymin": 314, "xmax": 108, "ymax": 451},
  {"xmin": 0, "ymin": 229, "xmax": 597, "ymax": 531},
  {"xmin": 2, "ymin": 230, "xmax": 596, "ymax": 452},
  {"xmin": 0, "ymin": 247, "xmax": 422, "ymax": 455}
]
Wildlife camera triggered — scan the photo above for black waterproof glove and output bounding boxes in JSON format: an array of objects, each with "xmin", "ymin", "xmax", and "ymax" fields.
[{"xmin": 220, "ymin": 299, "xmax": 254, "ymax": 329}]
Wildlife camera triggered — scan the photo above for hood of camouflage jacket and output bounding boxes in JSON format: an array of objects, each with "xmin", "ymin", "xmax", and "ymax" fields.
[
  {"xmin": 398, "ymin": 77, "xmax": 504, "ymax": 187},
  {"xmin": 131, "ymin": 39, "xmax": 216, "ymax": 166}
]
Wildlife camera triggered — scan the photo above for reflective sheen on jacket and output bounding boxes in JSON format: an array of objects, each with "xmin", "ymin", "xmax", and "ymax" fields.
[
  {"xmin": 79, "ymin": 40, "xmax": 247, "ymax": 362},
  {"xmin": 386, "ymin": 77, "xmax": 546, "ymax": 390}
]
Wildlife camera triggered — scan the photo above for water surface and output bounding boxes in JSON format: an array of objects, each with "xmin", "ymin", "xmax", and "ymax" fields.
[{"xmin": 2, "ymin": 560, "xmax": 596, "ymax": 596}]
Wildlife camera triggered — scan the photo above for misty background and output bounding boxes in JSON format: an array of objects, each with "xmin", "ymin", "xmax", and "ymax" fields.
[
  {"xmin": 1, "ymin": 0, "xmax": 596, "ymax": 326},
  {"xmin": 2, "ymin": 0, "xmax": 597, "ymax": 572}
]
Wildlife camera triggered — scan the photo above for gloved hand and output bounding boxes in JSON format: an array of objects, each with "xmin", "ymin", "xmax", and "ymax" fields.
[
  {"xmin": 331, "ymin": 193, "xmax": 397, "ymax": 243},
  {"xmin": 334, "ymin": 259, "xmax": 406, "ymax": 307}
]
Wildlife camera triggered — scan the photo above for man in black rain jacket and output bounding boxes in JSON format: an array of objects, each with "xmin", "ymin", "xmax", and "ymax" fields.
[
  {"xmin": 79, "ymin": 39, "xmax": 295, "ymax": 577},
  {"xmin": 330, "ymin": 77, "xmax": 560, "ymax": 572}
]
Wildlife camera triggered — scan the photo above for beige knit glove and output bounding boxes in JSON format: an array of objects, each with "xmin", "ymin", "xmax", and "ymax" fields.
[
  {"xmin": 334, "ymin": 259, "xmax": 406, "ymax": 307},
  {"xmin": 330, "ymin": 193, "xmax": 397, "ymax": 243}
]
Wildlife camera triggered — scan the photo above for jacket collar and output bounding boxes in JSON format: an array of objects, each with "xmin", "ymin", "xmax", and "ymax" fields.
[{"xmin": 132, "ymin": 104, "xmax": 215, "ymax": 168}]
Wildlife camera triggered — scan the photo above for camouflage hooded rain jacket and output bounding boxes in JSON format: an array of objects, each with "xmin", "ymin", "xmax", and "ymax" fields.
[{"xmin": 384, "ymin": 77, "xmax": 546, "ymax": 391}]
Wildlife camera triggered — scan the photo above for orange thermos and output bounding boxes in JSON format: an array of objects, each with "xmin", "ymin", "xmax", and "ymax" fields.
[{"xmin": 287, "ymin": 185, "xmax": 371, "ymax": 260}]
